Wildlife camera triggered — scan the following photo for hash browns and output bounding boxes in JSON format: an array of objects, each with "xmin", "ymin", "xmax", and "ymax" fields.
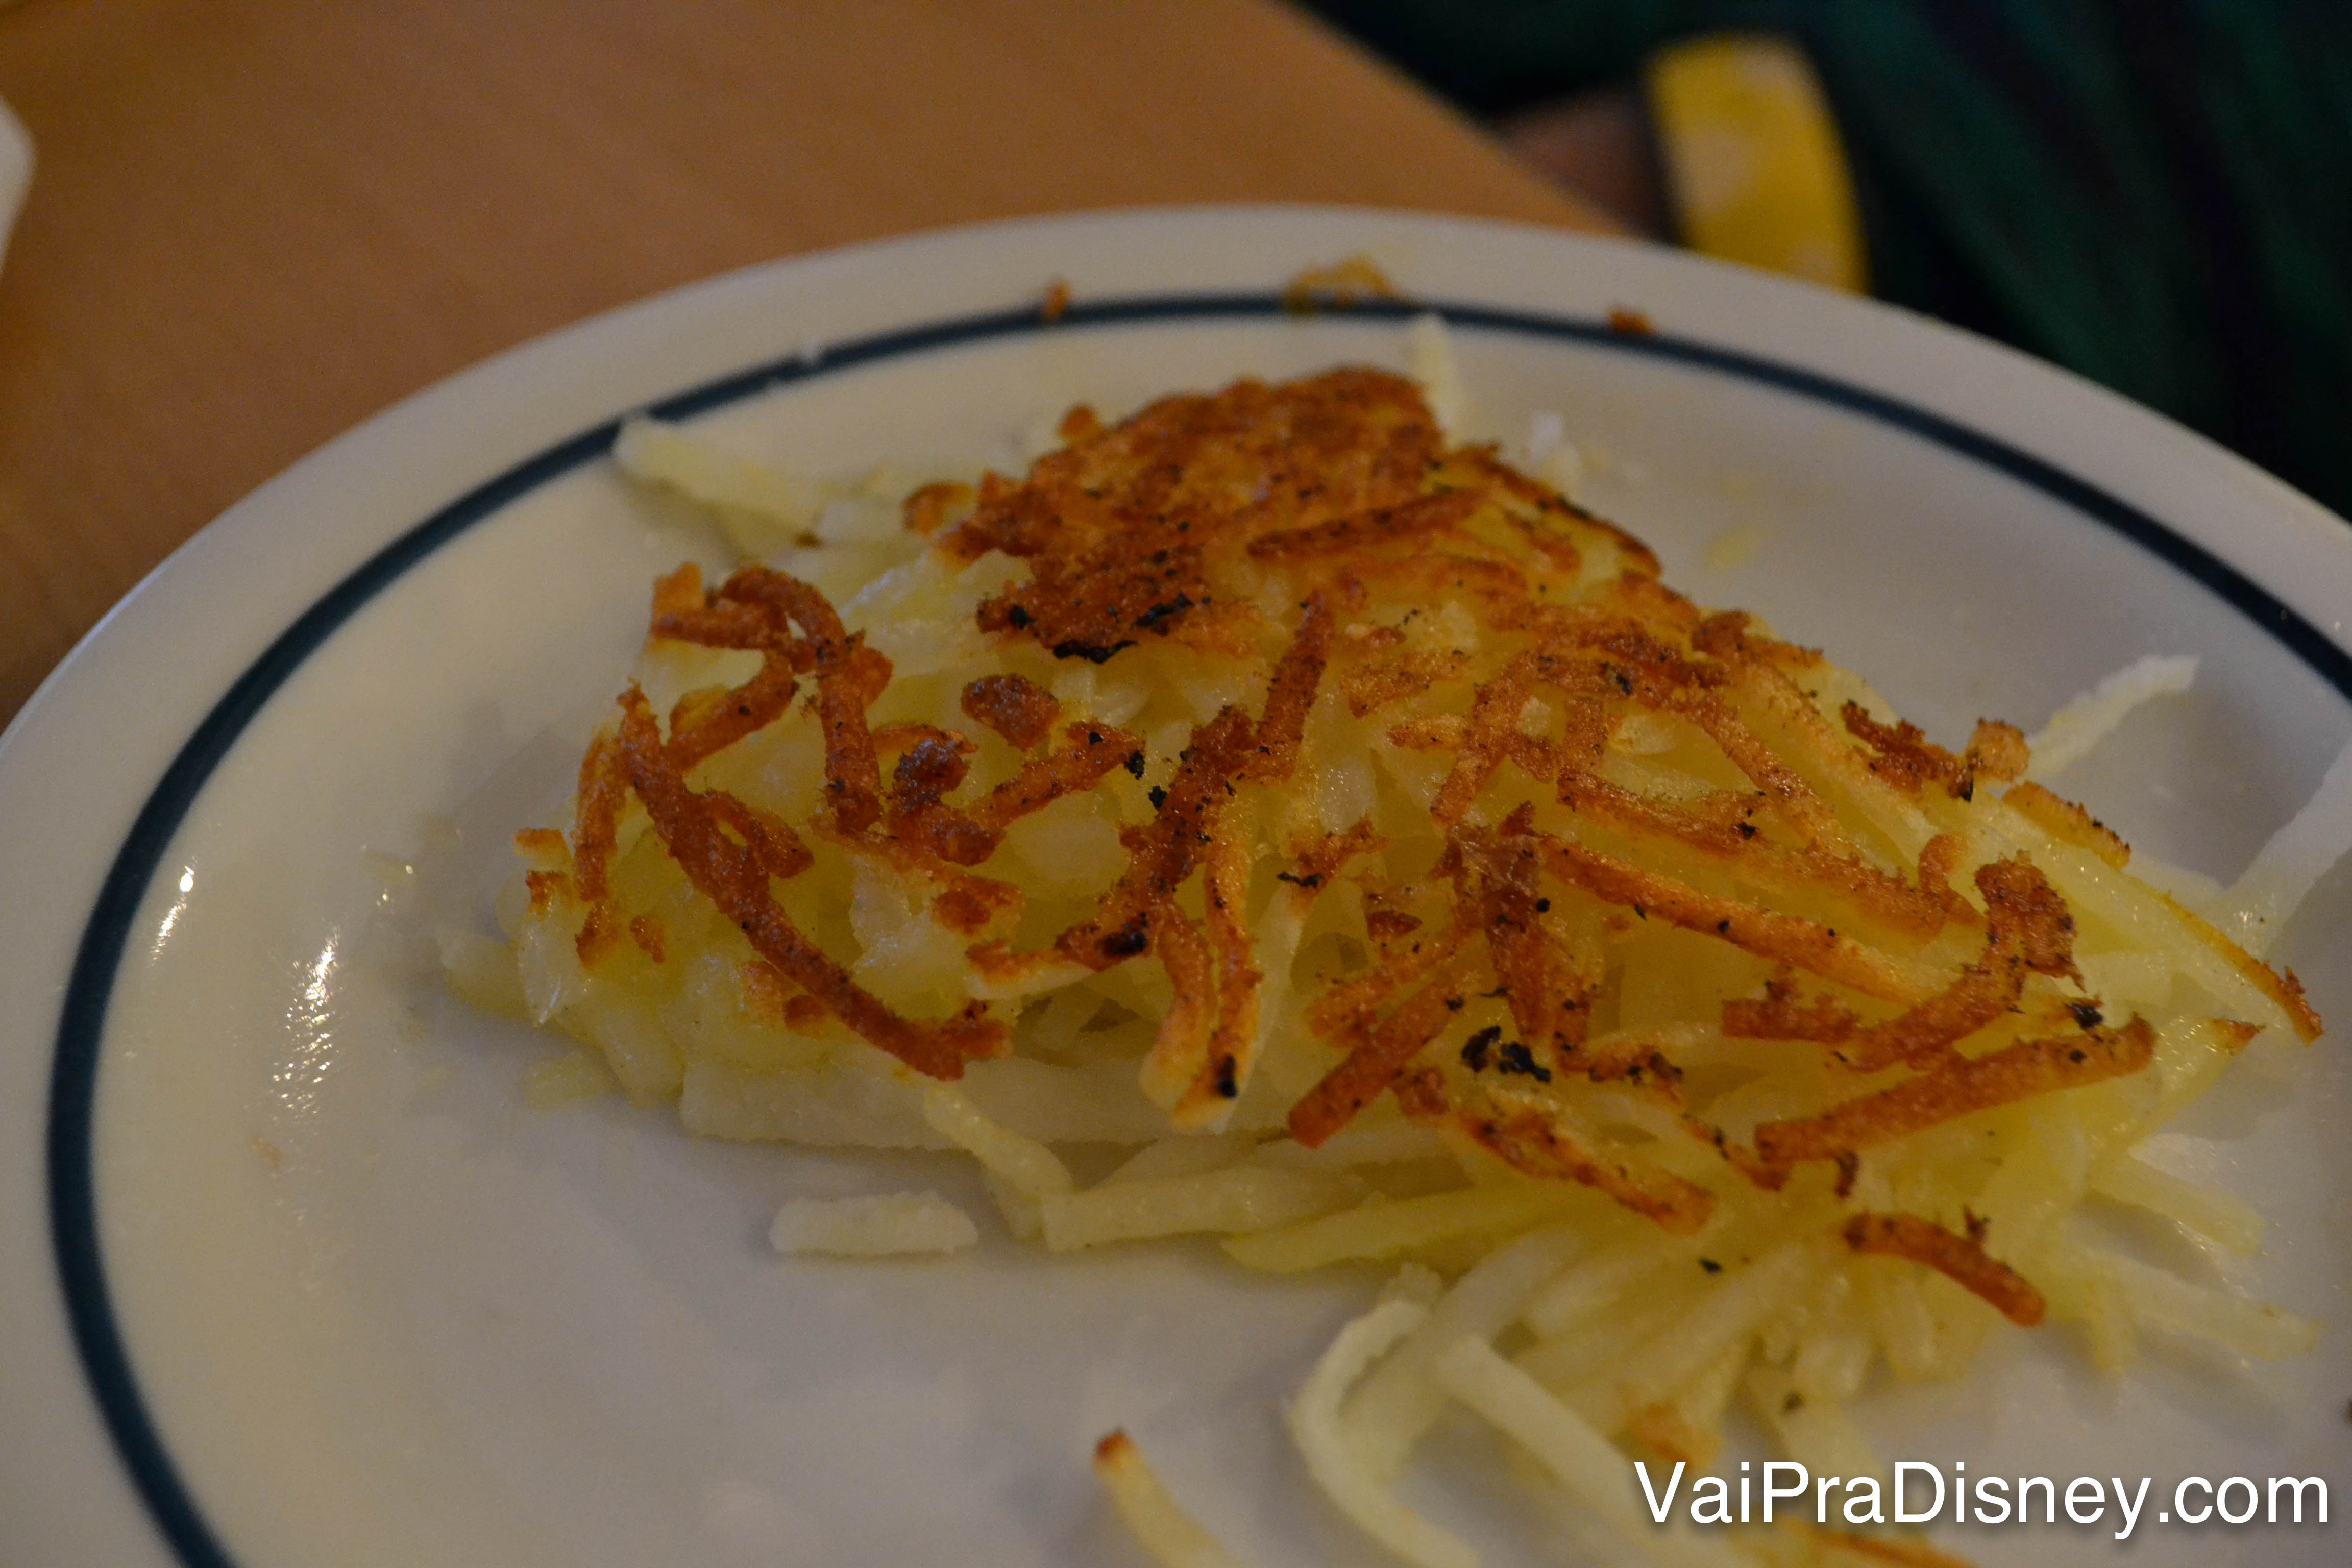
[{"xmin": 494, "ymin": 358, "xmax": 2332, "ymax": 1568}]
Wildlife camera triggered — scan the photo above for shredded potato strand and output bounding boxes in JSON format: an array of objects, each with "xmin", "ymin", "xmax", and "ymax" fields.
[{"xmin": 614, "ymin": 692, "xmax": 1006, "ymax": 1077}]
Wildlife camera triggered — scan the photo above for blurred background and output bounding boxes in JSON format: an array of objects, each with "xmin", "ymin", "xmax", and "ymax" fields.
[
  {"xmin": 1304, "ymin": 0, "xmax": 2352, "ymax": 523},
  {"xmin": 0, "ymin": 1, "xmax": 2345, "ymax": 728}
]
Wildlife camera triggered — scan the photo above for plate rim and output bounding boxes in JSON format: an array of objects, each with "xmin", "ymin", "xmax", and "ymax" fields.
[{"xmin": 7, "ymin": 204, "xmax": 2351, "ymax": 1565}]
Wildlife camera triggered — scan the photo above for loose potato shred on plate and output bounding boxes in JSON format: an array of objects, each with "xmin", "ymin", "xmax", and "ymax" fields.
[{"xmin": 490, "ymin": 352, "xmax": 2332, "ymax": 1568}]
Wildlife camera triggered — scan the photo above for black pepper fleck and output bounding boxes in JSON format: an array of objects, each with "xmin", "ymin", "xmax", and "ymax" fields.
[
  {"xmin": 1099, "ymin": 922, "xmax": 1150, "ymax": 959},
  {"xmin": 1496, "ymin": 1041, "xmax": 1552, "ymax": 1082},
  {"xmin": 1131, "ymin": 593, "xmax": 1195, "ymax": 632},
  {"xmin": 1051, "ymin": 638, "xmax": 1136, "ymax": 665}
]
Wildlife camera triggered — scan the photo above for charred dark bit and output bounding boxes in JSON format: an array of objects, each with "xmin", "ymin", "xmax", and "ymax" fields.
[
  {"xmin": 2069, "ymin": 1001, "xmax": 2104, "ymax": 1030},
  {"xmin": 1460, "ymin": 1024, "xmax": 1502, "ymax": 1071},
  {"xmin": 1123, "ymin": 749, "xmax": 1146, "ymax": 779},
  {"xmin": 1147, "ymin": 785, "xmax": 1169, "ymax": 811},
  {"xmin": 1052, "ymin": 638, "xmax": 1137, "ymax": 665},
  {"xmin": 1275, "ymin": 871, "xmax": 1324, "ymax": 889},
  {"xmin": 1007, "ymin": 604, "xmax": 1033, "ymax": 629},
  {"xmin": 1214, "ymin": 1054, "xmax": 1239, "ymax": 1098},
  {"xmin": 1700, "ymin": 1257, "xmax": 1722, "ymax": 1274}
]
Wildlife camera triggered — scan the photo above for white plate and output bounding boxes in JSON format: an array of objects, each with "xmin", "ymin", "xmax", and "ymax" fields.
[{"xmin": 3, "ymin": 208, "xmax": 2347, "ymax": 1567}]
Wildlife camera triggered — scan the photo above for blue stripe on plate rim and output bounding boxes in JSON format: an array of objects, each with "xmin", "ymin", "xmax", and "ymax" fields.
[{"xmin": 44, "ymin": 291, "xmax": 2352, "ymax": 1568}]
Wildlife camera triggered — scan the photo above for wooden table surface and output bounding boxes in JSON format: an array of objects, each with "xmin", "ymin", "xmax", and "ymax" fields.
[{"xmin": 0, "ymin": 0, "xmax": 1610, "ymax": 728}]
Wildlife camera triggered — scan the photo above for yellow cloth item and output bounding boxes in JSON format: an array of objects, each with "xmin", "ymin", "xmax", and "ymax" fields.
[{"xmin": 1645, "ymin": 34, "xmax": 1867, "ymax": 292}]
